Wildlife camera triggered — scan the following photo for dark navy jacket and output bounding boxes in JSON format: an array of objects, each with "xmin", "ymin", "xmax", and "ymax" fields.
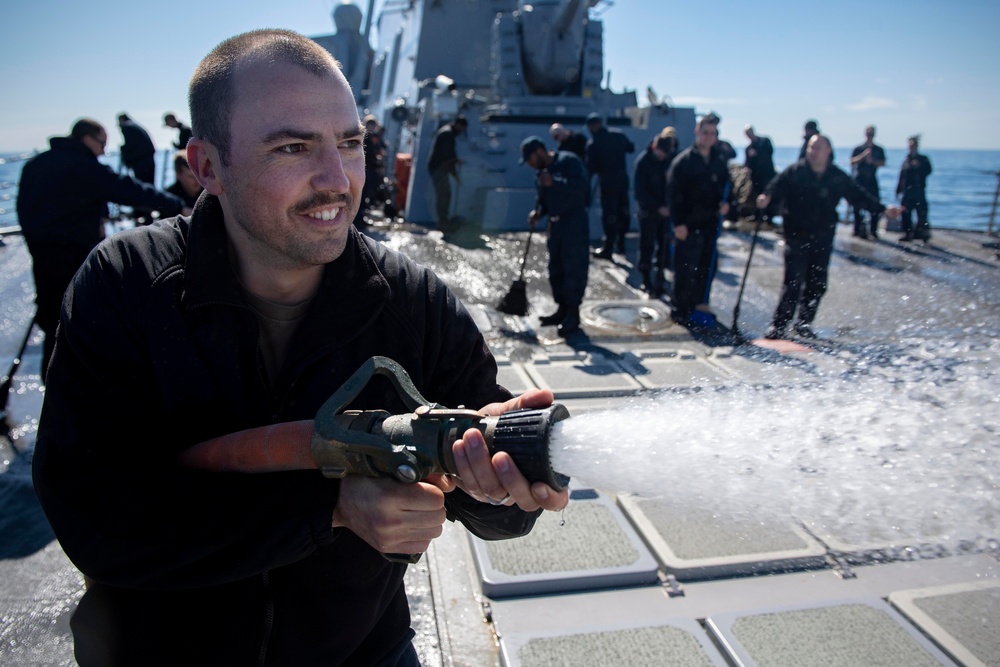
[
  {"xmin": 586, "ymin": 127, "xmax": 635, "ymax": 188},
  {"xmin": 666, "ymin": 144, "xmax": 732, "ymax": 232},
  {"xmin": 16, "ymin": 136, "xmax": 184, "ymax": 249},
  {"xmin": 33, "ymin": 195, "xmax": 540, "ymax": 665},
  {"xmin": 633, "ymin": 146, "xmax": 671, "ymax": 215},
  {"xmin": 765, "ymin": 160, "xmax": 884, "ymax": 241},
  {"xmin": 119, "ymin": 119, "xmax": 155, "ymax": 168},
  {"xmin": 896, "ymin": 152, "xmax": 933, "ymax": 200},
  {"xmin": 537, "ymin": 151, "xmax": 589, "ymax": 223}
]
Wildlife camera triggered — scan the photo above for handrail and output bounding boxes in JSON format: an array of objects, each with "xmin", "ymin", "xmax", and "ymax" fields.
[{"xmin": 987, "ymin": 170, "xmax": 1000, "ymax": 237}]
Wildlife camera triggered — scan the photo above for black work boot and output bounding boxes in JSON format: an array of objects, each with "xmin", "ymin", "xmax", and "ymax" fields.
[
  {"xmin": 539, "ymin": 306, "xmax": 566, "ymax": 326},
  {"xmin": 640, "ymin": 271, "xmax": 653, "ymax": 294},
  {"xmin": 652, "ymin": 271, "xmax": 666, "ymax": 297},
  {"xmin": 557, "ymin": 307, "xmax": 581, "ymax": 337},
  {"xmin": 592, "ymin": 246, "xmax": 614, "ymax": 260}
]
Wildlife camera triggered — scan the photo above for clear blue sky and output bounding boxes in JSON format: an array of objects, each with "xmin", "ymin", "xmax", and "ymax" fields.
[{"xmin": 2, "ymin": 0, "xmax": 998, "ymax": 154}]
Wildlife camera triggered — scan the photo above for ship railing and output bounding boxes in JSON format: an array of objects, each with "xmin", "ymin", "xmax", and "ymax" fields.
[{"xmin": 986, "ymin": 169, "xmax": 999, "ymax": 237}]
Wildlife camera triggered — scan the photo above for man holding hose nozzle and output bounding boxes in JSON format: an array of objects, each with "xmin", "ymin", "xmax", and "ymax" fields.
[
  {"xmin": 757, "ymin": 134, "xmax": 901, "ymax": 340},
  {"xmin": 32, "ymin": 29, "xmax": 567, "ymax": 667}
]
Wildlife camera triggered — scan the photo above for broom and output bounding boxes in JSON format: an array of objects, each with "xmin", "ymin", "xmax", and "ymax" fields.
[
  {"xmin": 1, "ymin": 313, "xmax": 36, "ymax": 441},
  {"xmin": 497, "ymin": 230, "xmax": 534, "ymax": 316}
]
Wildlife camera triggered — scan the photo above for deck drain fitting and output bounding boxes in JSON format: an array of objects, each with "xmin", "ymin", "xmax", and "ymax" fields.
[{"xmin": 579, "ymin": 300, "xmax": 673, "ymax": 335}]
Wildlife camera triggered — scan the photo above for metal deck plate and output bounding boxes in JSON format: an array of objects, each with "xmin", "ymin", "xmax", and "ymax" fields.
[
  {"xmin": 620, "ymin": 349, "xmax": 733, "ymax": 390},
  {"xmin": 468, "ymin": 489, "xmax": 659, "ymax": 598},
  {"xmin": 521, "ymin": 355, "xmax": 643, "ymax": 399},
  {"xmin": 494, "ymin": 361, "xmax": 536, "ymax": 396},
  {"xmin": 501, "ymin": 618, "xmax": 730, "ymax": 667},
  {"xmin": 706, "ymin": 346, "xmax": 819, "ymax": 385},
  {"xmin": 618, "ymin": 496, "xmax": 828, "ymax": 581},
  {"xmin": 800, "ymin": 516, "xmax": 952, "ymax": 564},
  {"xmin": 706, "ymin": 598, "xmax": 958, "ymax": 667},
  {"xmin": 890, "ymin": 581, "xmax": 1000, "ymax": 667}
]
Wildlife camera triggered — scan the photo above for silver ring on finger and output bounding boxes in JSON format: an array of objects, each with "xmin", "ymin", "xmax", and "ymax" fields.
[{"xmin": 487, "ymin": 493, "xmax": 511, "ymax": 506}]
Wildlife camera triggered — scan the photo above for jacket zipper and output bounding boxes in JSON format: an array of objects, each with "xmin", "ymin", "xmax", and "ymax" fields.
[{"xmin": 257, "ymin": 570, "xmax": 274, "ymax": 667}]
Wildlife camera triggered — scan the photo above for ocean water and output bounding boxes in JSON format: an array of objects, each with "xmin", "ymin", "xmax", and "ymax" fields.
[{"xmin": 1, "ymin": 146, "xmax": 999, "ymax": 233}]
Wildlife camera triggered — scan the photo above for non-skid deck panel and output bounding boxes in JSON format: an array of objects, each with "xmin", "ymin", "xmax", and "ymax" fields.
[
  {"xmin": 468, "ymin": 488, "xmax": 660, "ymax": 598},
  {"xmin": 800, "ymin": 515, "xmax": 955, "ymax": 563},
  {"xmin": 500, "ymin": 618, "xmax": 730, "ymax": 667},
  {"xmin": 618, "ymin": 496, "xmax": 828, "ymax": 581},
  {"xmin": 705, "ymin": 346, "xmax": 821, "ymax": 385},
  {"xmin": 494, "ymin": 361, "xmax": 537, "ymax": 395},
  {"xmin": 890, "ymin": 580, "xmax": 1000, "ymax": 667},
  {"xmin": 619, "ymin": 350, "xmax": 734, "ymax": 390},
  {"xmin": 520, "ymin": 356, "xmax": 643, "ymax": 399},
  {"xmin": 706, "ymin": 598, "xmax": 958, "ymax": 667}
]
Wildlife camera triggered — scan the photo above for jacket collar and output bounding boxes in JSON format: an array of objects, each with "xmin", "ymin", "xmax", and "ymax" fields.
[
  {"xmin": 181, "ymin": 194, "xmax": 392, "ymax": 342},
  {"xmin": 49, "ymin": 135, "xmax": 98, "ymax": 161}
]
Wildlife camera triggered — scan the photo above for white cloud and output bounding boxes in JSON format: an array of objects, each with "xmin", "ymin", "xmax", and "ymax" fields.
[
  {"xmin": 845, "ymin": 96, "xmax": 898, "ymax": 112},
  {"xmin": 672, "ymin": 96, "xmax": 750, "ymax": 106},
  {"xmin": 912, "ymin": 94, "xmax": 929, "ymax": 111}
]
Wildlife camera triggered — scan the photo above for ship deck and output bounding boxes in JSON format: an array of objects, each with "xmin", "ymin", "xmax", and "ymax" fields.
[{"xmin": 1, "ymin": 218, "xmax": 998, "ymax": 666}]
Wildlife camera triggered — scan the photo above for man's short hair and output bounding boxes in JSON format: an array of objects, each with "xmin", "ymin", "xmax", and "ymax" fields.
[
  {"xmin": 696, "ymin": 114, "xmax": 720, "ymax": 133},
  {"xmin": 658, "ymin": 126, "xmax": 677, "ymax": 141},
  {"xmin": 519, "ymin": 135, "xmax": 546, "ymax": 164},
  {"xmin": 453, "ymin": 114, "xmax": 468, "ymax": 127},
  {"xmin": 810, "ymin": 133, "xmax": 832, "ymax": 150},
  {"xmin": 70, "ymin": 118, "xmax": 105, "ymax": 141},
  {"xmin": 804, "ymin": 119, "xmax": 819, "ymax": 132},
  {"xmin": 189, "ymin": 29, "xmax": 341, "ymax": 166}
]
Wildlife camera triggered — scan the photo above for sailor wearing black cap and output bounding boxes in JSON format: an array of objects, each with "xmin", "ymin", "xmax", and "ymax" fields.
[{"xmin": 520, "ymin": 136, "xmax": 590, "ymax": 337}]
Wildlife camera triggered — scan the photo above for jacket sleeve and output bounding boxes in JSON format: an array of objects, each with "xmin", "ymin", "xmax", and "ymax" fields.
[
  {"xmin": 87, "ymin": 162, "xmax": 186, "ymax": 216},
  {"xmin": 414, "ymin": 268, "xmax": 543, "ymax": 540},
  {"xmin": 541, "ymin": 157, "xmax": 588, "ymax": 218},
  {"xmin": 32, "ymin": 240, "xmax": 341, "ymax": 590},
  {"xmin": 763, "ymin": 167, "xmax": 787, "ymax": 207},
  {"xmin": 666, "ymin": 155, "xmax": 685, "ymax": 225},
  {"xmin": 842, "ymin": 172, "xmax": 885, "ymax": 216},
  {"xmin": 633, "ymin": 155, "xmax": 658, "ymax": 212}
]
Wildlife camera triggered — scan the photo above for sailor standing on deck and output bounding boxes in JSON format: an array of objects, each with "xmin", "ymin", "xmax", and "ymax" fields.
[
  {"xmin": 426, "ymin": 114, "xmax": 467, "ymax": 233},
  {"xmin": 549, "ymin": 122, "xmax": 588, "ymax": 162},
  {"xmin": 32, "ymin": 29, "xmax": 567, "ymax": 667},
  {"xmin": 116, "ymin": 113, "xmax": 156, "ymax": 185},
  {"xmin": 896, "ymin": 134, "xmax": 933, "ymax": 242},
  {"xmin": 666, "ymin": 113, "xmax": 732, "ymax": 325},
  {"xmin": 743, "ymin": 125, "xmax": 776, "ymax": 221},
  {"xmin": 586, "ymin": 112, "xmax": 635, "ymax": 259},
  {"xmin": 520, "ymin": 135, "xmax": 590, "ymax": 338},
  {"xmin": 757, "ymin": 134, "xmax": 901, "ymax": 340},
  {"xmin": 163, "ymin": 112, "xmax": 194, "ymax": 150},
  {"xmin": 849, "ymin": 125, "xmax": 887, "ymax": 239},
  {"xmin": 633, "ymin": 129, "xmax": 677, "ymax": 296},
  {"xmin": 15, "ymin": 118, "xmax": 188, "ymax": 380}
]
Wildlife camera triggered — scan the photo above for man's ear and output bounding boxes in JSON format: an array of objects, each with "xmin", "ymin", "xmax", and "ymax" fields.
[{"xmin": 186, "ymin": 138, "xmax": 224, "ymax": 196}]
